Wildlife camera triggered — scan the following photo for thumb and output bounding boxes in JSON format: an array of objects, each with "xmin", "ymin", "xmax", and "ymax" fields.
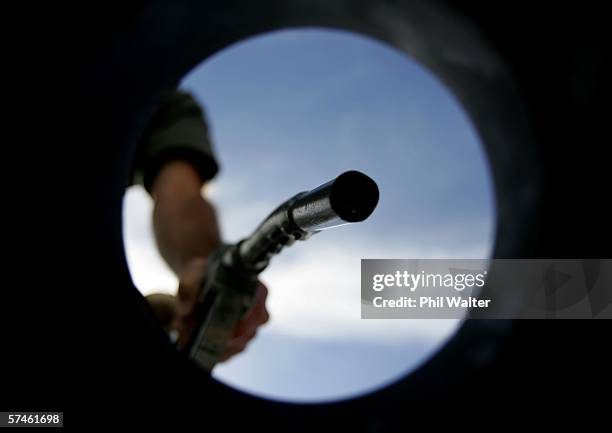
[
  {"xmin": 145, "ymin": 293, "xmax": 178, "ymax": 332},
  {"xmin": 177, "ymin": 257, "xmax": 208, "ymax": 316}
]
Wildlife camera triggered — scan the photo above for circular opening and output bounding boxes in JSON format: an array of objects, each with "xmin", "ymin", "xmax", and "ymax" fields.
[
  {"xmin": 123, "ymin": 28, "xmax": 496, "ymax": 403},
  {"xmin": 330, "ymin": 171, "xmax": 380, "ymax": 223}
]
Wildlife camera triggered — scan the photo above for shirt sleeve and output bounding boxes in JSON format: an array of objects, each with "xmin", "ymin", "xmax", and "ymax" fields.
[{"xmin": 129, "ymin": 90, "xmax": 220, "ymax": 193}]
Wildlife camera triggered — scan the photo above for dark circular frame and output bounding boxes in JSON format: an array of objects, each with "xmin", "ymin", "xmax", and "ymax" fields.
[{"xmin": 98, "ymin": 0, "xmax": 551, "ymax": 425}]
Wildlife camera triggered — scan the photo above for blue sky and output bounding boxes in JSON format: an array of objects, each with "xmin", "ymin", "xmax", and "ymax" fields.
[{"xmin": 123, "ymin": 28, "xmax": 495, "ymax": 402}]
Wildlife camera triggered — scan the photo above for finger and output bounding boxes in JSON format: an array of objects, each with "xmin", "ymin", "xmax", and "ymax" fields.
[
  {"xmin": 145, "ymin": 293, "xmax": 178, "ymax": 331},
  {"xmin": 219, "ymin": 345, "xmax": 244, "ymax": 362},
  {"xmin": 251, "ymin": 282, "xmax": 270, "ymax": 325},
  {"xmin": 220, "ymin": 330, "xmax": 257, "ymax": 362},
  {"xmin": 232, "ymin": 282, "xmax": 269, "ymax": 337}
]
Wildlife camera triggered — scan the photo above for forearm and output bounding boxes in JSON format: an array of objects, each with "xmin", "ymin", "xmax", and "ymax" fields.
[
  {"xmin": 147, "ymin": 160, "xmax": 269, "ymax": 356},
  {"xmin": 151, "ymin": 160, "xmax": 221, "ymax": 276}
]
